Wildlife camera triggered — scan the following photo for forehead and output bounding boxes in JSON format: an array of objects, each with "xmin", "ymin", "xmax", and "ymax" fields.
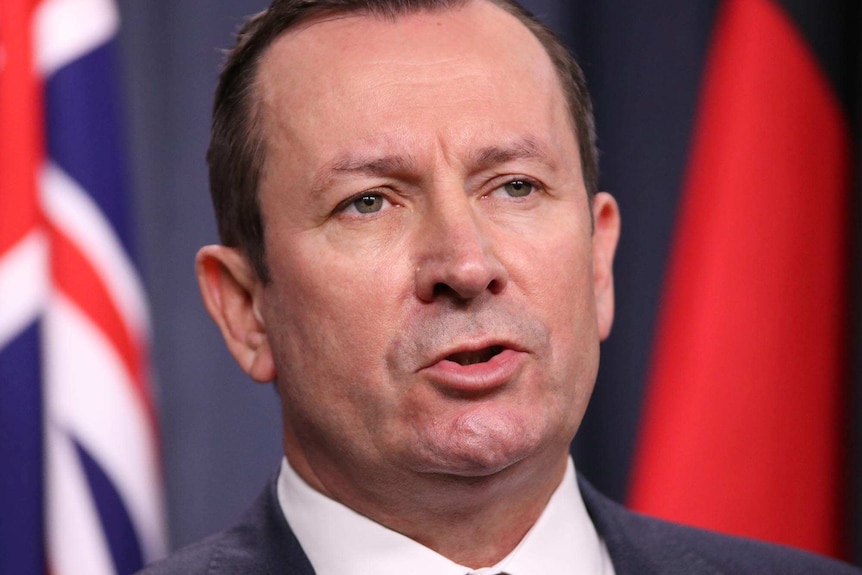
[{"xmin": 254, "ymin": 0, "xmax": 574, "ymax": 174}]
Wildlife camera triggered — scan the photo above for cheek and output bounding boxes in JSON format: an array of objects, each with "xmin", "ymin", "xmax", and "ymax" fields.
[
  {"xmin": 264, "ymin": 243, "xmax": 411, "ymax": 389},
  {"xmin": 509, "ymin": 225, "xmax": 599, "ymax": 397},
  {"xmin": 263, "ymin": 252, "xmax": 413, "ymax": 456},
  {"xmin": 509, "ymin": 222, "xmax": 596, "ymax": 326}
]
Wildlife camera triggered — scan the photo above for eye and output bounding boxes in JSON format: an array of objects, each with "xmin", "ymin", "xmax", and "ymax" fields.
[
  {"xmin": 335, "ymin": 189, "xmax": 397, "ymax": 219},
  {"xmin": 501, "ymin": 179, "xmax": 535, "ymax": 198},
  {"xmin": 350, "ymin": 193, "xmax": 386, "ymax": 214}
]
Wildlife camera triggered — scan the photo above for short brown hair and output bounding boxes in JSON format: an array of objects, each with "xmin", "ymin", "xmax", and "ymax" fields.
[{"xmin": 207, "ymin": 0, "xmax": 598, "ymax": 281}]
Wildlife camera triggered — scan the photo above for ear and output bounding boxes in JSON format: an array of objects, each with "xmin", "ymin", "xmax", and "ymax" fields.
[
  {"xmin": 195, "ymin": 245, "xmax": 276, "ymax": 383},
  {"xmin": 591, "ymin": 192, "xmax": 620, "ymax": 341}
]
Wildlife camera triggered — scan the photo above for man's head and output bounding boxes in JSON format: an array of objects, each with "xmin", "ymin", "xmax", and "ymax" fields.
[
  {"xmin": 207, "ymin": 0, "xmax": 599, "ymax": 282},
  {"xmin": 197, "ymin": 0, "xmax": 619, "ymax": 560}
]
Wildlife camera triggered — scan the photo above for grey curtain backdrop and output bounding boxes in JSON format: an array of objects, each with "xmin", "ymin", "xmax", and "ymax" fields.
[
  {"xmin": 115, "ymin": 0, "xmax": 754, "ymax": 553},
  {"xmin": 118, "ymin": 0, "xmax": 285, "ymax": 549}
]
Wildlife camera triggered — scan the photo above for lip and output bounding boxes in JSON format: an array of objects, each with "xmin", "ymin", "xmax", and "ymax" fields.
[{"xmin": 420, "ymin": 345, "xmax": 526, "ymax": 395}]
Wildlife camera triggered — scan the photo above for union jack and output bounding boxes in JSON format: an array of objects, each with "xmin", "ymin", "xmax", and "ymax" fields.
[{"xmin": 0, "ymin": 0, "xmax": 167, "ymax": 573}]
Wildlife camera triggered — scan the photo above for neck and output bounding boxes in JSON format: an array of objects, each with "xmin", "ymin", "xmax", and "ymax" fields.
[
  {"xmin": 400, "ymin": 460, "xmax": 568, "ymax": 568},
  {"xmin": 287, "ymin": 446, "xmax": 570, "ymax": 568}
]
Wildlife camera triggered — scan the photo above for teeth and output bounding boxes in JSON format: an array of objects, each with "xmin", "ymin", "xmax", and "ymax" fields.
[{"xmin": 446, "ymin": 345, "xmax": 504, "ymax": 366}]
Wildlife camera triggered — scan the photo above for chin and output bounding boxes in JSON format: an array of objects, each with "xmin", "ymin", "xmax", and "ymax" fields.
[{"xmin": 411, "ymin": 411, "xmax": 549, "ymax": 478}]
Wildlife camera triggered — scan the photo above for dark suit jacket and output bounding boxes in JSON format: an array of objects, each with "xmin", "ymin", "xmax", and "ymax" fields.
[{"xmin": 138, "ymin": 475, "xmax": 861, "ymax": 574}]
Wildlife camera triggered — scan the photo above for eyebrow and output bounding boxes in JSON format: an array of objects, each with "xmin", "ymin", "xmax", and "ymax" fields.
[
  {"xmin": 471, "ymin": 137, "xmax": 550, "ymax": 170},
  {"xmin": 308, "ymin": 153, "xmax": 417, "ymax": 198},
  {"xmin": 331, "ymin": 154, "xmax": 417, "ymax": 177},
  {"xmin": 308, "ymin": 136, "xmax": 552, "ymax": 197}
]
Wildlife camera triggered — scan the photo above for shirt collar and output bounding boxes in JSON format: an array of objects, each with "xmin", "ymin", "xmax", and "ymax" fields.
[{"xmin": 277, "ymin": 456, "xmax": 614, "ymax": 575}]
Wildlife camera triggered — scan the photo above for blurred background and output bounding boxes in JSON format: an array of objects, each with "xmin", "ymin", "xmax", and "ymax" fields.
[{"xmin": 2, "ymin": 0, "xmax": 860, "ymax": 572}]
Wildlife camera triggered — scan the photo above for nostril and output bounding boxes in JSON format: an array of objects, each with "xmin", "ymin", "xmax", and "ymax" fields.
[
  {"xmin": 432, "ymin": 281, "xmax": 475, "ymax": 300},
  {"xmin": 431, "ymin": 277, "xmax": 503, "ymax": 301},
  {"xmin": 432, "ymin": 282, "xmax": 451, "ymax": 298},
  {"xmin": 431, "ymin": 281, "xmax": 479, "ymax": 303},
  {"xmin": 486, "ymin": 277, "xmax": 504, "ymax": 294}
]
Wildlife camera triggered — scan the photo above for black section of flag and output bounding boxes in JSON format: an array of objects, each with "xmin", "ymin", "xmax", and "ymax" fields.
[{"xmin": 773, "ymin": 0, "xmax": 859, "ymax": 116}]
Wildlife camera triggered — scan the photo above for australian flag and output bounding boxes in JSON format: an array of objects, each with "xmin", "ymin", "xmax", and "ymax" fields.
[{"xmin": 0, "ymin": 0, "xmax": 166, "ymax": 573}]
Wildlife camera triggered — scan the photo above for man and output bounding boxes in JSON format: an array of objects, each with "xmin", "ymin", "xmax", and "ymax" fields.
[{"xmin": 140, "ymin": 0, "xmax": 860, "ymax": 573}]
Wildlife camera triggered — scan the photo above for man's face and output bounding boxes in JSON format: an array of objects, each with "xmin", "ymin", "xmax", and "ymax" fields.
[{"xmin": 232, "ymin": 1, "xmax": 618, "ymax": 496}]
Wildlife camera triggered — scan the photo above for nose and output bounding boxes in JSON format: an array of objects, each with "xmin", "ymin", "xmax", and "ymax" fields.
[{"xmin": 414, "ymin": 198, "xmax": 508, "ymax": 303}]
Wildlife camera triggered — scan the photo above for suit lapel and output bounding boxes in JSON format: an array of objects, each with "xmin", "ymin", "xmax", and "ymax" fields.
[
  {"xmin": 207, "ymin": 478, "xmax": 317, "ymax": 575},
  {"xmin": 578, "ymin": 475, "xmax": 724, "ymax": 575}
]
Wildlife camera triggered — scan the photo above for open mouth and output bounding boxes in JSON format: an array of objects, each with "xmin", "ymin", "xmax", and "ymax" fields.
[{"xmin": 445, "ymin": 345, "xmax": 505, "ymax": 366}]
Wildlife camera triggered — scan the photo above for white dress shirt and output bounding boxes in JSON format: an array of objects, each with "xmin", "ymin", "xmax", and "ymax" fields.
[{"xmin": 277, "ymin": 456, "xmax": 616, "ymax": 575}]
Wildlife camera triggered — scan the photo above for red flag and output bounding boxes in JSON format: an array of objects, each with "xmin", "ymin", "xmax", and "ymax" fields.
[{"xmin": 630, "ymin": 0, "xmax": 850, "ymax": 558}]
